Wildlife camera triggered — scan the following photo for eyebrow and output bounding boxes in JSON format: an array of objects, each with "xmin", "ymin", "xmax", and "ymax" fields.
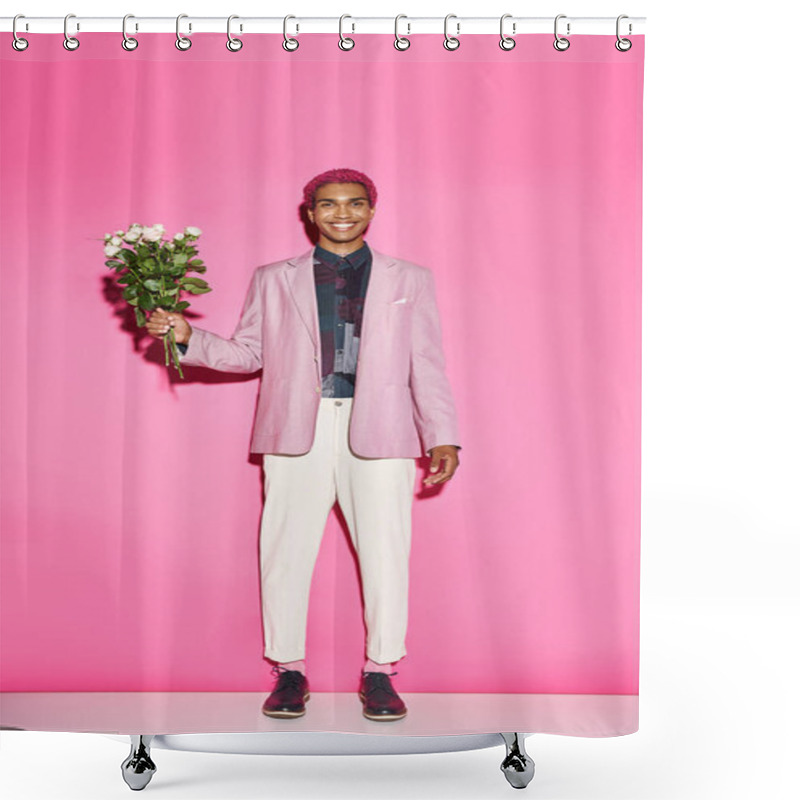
[{"xmin": 317, "ymin": 197, "xmax": 367, "ymax": 202}]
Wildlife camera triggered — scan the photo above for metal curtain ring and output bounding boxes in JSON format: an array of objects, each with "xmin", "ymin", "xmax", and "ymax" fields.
[
  {"xmin": 63, "ymin": 13, "xmax": 79, "ymax": 51},
  {"xmin": 553, "ymin": 14, "xmax": 570, "ymax": 51},
  {"xmin": 394, "ymin": 14, "xmax": 410, "ymax": 51},
  {"xmin": 12, "ymin": 14, "xmax": 29, "ymax": 52},
  {"xmin": 339, "ymin": 14, "xmax": 355, "ymax": 50},
  {"xmin": 176, "ymin": 13, "xmax": 191, "ymax": 51},
  {"xmin": 443, "ymin": 13, "xmax": 460, "ymax": 51},
  {"xmin": 227, "ymin": 15, "xmax": 243, "ymax": 51},
  {"xmin": 122, "ymin": 14, "xmax": 138, "ymax": 51},
  {"xmin": 499, "ymin": 13, "xmax": 516, "ymax": 50},
  {"xmin": 615, "ymin": 14, "xmax": 632, "ymax": 51},
  {"xmin": 283, "ymin": 15, "xmax": 299, "ymax": 51}
]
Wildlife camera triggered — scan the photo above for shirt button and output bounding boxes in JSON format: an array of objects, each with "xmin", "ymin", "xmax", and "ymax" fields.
[
  {"xmin": 334, "ymin": 400, "xmax": 342, "ymax": 406},
  {"xmin": 315, "ymin": 386, "xmax": 321, "ymax": 393}
]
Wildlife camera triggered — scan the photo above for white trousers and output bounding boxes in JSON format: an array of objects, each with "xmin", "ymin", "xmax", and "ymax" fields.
[{"xmin": 259, "ymin": 397, "xmax": 416, "ymax": 664}]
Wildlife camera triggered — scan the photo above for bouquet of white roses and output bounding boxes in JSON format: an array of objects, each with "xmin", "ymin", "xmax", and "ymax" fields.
[{"xmin": 103, "ymin": 223, "xmax": 211, "ymax": 379}]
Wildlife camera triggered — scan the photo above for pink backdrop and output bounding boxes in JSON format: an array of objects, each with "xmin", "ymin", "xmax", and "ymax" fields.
[{"xmin": 1, "ymin": 33, "xmax": 643, "ymax": 730}]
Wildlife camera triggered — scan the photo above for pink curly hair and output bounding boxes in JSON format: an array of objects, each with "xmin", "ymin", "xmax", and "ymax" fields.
[{"xmin": 302, "ymin": 168, "xmax": 378, "ymax": 210}]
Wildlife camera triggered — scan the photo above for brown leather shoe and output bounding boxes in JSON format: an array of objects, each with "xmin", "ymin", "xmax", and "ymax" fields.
[
  {"xmin": 261, "ymin": 667, "xmax": 310, "ymax": 718},
  {"xmin": 358, "ymin": 671, "xmax": 407, "ymax": 721}
]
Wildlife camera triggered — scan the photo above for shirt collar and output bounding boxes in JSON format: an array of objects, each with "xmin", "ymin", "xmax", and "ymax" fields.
[{"xmin": 314, "ymin": 240, "xmax": 370, "ymax": 270}]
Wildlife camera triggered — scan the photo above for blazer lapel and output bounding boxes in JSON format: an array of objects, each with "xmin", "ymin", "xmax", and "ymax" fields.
[
  {"xmin": 284, "ymin": 247, "xmax": 318, "ymax": 350},
  {"xmin": 284, "ymin": 244, "xmax": 397, "ymax": 354}
]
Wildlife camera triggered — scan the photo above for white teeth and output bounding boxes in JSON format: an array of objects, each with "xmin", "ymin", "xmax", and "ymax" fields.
[{"xmin": 332, "ymin": 223, "xmax": 355, "ymax": 229}]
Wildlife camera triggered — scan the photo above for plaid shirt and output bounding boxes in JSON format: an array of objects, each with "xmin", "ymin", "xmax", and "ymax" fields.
[{"xmin": 177, "ymin": 241, "xmax": 372, "ymax": 399}]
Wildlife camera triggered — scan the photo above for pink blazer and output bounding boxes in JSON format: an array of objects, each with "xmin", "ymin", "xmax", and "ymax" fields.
[{"xmin": 178, "ymin": 245, "xmax": 461, "ymax": 458}]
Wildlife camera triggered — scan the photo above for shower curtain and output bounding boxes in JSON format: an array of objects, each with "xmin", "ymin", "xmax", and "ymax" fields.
[{"xmin": 0, "ymin": 29, "xmax": 644, "ymax": 738}]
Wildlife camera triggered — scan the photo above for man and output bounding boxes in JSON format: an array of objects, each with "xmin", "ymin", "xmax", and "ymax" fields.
[{"xmin": 146, "ymin": 168, "xmax": 461, "ymax": 722}]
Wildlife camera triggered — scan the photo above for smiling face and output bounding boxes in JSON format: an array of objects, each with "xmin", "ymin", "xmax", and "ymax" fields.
[{"xmin": 307, "ymin": 182, "xmax": 376, "ymax": 254}]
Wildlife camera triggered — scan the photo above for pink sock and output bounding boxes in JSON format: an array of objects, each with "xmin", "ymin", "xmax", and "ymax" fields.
[
  {"xmin": 364, "ymin": 657, "xmax": 395, "ymax": 674},
  {"xmin": 278, "ymin": 659, "xmax": 306, "ymax": 675}
]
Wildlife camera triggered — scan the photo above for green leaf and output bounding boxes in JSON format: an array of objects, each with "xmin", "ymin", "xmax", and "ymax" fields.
[
  {"xmin": 122, "ymin": 285, "xmax": 137, "ymax": 300},
  {"xmin": 181, "ymin": 277, "xmax": 209, "ymax": 288},
  {"xmin": 143, "ymin": 279, "xmax": 162, "ymax": 292},
  {"xmin": 175, "ymin": 301, "xmax": 191, "ymax": 311},
  {"xmin": 134, "ymin": 307, "xmax": 146, "ymax": 326},
  {"xmin": 139, "ymin": 293, "xmax": 155, "ymax": 311}
]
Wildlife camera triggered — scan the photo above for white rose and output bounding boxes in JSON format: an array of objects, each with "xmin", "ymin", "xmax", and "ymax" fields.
[
  {"xmin": 124, "ymin": 224, "xmax": 143, "ymax": 243},
  {"xmin": 185, "ymin": 226, "xmax": 202, "ymax": 237},
  {"xmin": 141, "ymin": 225, "xmax": 164, "ymax": 242},
  {"xmin": 104, "ymin": 244, "xmax": 122, "ymax": 257},
  {"xmin": 111, "ymin": 236, "xmax": 123, "ymax": 246},
  {"xmin": 174, "ymin": 232, "xmax": 185, "ymax": 241},
  {"xmin": 165, "ymin": 241, "xmax": 175, "ymax": 250}
]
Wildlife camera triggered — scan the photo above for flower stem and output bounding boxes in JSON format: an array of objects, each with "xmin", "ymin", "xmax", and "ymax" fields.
[{"xmin": 166, "ymin": 327, "xmax": 184, "ymax": 379}]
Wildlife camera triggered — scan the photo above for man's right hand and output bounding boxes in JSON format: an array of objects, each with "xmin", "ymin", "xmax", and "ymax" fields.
[{"xmin": 146, "ymin": 307, "xmax": 193, "ymax": 345}]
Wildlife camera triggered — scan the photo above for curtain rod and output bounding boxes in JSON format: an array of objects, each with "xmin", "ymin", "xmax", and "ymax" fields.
[{"xmin": 1, "ymin": 16, "xmax": 646, "ymax": 36}]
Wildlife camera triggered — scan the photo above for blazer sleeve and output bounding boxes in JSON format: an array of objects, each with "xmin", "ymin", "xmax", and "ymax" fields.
[
  {"xmin": 409, "ymin": 267, "xmax": 462, "ymax": 455},
  {"xmin": 177, "ymin": 267, "xmax": 263, "ymax": 374}
]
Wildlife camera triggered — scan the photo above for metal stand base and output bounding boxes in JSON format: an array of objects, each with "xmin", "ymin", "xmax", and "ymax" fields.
[
  {"xmin": 121, "ymin": 735, "xmax": 157, "ymax": 791},
  {"xmin": 500, "ymin": 732, "xmax": 536, "ymax": 789},
  {"xmin": 121, "ymin": 731, "xmax": 536, "ymax": 790}
]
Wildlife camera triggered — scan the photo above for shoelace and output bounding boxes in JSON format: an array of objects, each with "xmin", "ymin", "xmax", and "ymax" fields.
[
  {"xmin": 361, "ymin": 671, "xmax": 399, "ymax": 698},
  {"xmin": 271, "ymin": 665, "xmax": 306, "ymax": 690}
]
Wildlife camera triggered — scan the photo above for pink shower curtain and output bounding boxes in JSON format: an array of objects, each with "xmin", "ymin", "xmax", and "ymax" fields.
[{"xmin": 1, "ymin": 31, "xmax": 643, "ymax": 736}]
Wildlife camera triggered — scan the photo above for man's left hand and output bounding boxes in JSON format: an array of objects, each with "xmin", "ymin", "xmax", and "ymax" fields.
[{"xmin": 423, "ymin": 445, "xmax": 460, "ymax": 486}]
